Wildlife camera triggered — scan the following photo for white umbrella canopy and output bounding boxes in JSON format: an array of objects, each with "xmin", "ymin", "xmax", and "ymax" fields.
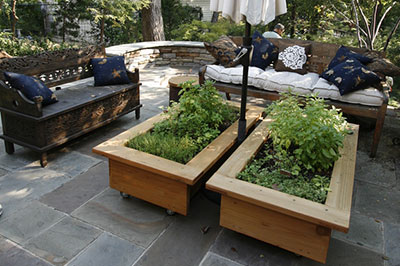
[
  {"xmin": 210, "ymin": 0, "xmax": 287, "ymax": 26},
  {"xmin": 209, "ymin": 0, "xmax": 287, "ymax": 142}
]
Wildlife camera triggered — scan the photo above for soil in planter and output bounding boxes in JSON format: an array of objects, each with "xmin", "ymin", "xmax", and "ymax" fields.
[{"xmin": 237, "ymin": 140, "xmax": 332, "ymax": 204}]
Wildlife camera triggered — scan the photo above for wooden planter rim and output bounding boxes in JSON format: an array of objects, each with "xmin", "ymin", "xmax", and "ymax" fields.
[
  {"xmin": 206, "ymin": 119, "xmax": 359, "ymax": 233},
  {"xmin": 93, "ymin": 103, "xmax": 264, "ymax": 186}
]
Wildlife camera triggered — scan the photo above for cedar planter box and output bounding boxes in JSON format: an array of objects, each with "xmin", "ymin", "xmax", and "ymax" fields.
[
  {"xmin": 92, "ymin": 104, "xmax": 264, "ymax": 216},
  {"xmin": 206, "ymin": 119, "xmax": 359, "ymax": 263}
]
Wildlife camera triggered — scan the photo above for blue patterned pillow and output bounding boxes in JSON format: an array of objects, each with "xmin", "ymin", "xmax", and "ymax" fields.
[
  {"xmin": 250, "ymin": 31, "xmax": 279, "ymax": 70},
  {"xmin": 328, "ymin": 46, "xmax": 372, "ymax": 70},
  {"xmin": 321, "ymin": 59, "xmax": 381, "ymax": 95},
  {"xmin": 91, "ymin": 56, "xmax": 130, "ymax": 86},
  {"xmin": 4, "ymin": 72, "xmax": 57, "ymax": 105}
]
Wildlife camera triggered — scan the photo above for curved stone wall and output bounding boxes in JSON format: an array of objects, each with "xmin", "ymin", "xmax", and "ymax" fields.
[{"xmin": 106, "ymin": 41, "xmax": 215, "ymax": 69}]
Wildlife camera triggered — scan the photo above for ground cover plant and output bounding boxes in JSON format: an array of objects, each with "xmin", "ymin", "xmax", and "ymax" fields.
[
  {"xmin": 126, "ymin": 81, "xmax": 237, "ymax": 164},
  {"xmin": 237, "ymin": 93, "xmax": 350, "ymax": 203}
]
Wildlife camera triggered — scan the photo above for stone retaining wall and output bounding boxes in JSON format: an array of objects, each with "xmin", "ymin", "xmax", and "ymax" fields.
[{"xmin": 106, "ymin": 41, "xmax": 215, "ymax": 69}]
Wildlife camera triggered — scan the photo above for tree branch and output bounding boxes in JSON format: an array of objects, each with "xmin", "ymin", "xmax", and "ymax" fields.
[
  {"xmin": 384, "ymin": 16, "xmax": 400, "ymax": 51},
  {"xmin": 329, "ymin": 2, "xmax": 368, "ymax": 38},
  {"xmin": 355, "ymin": 0, "xmax": 373, "ymax": 48},
  {"xmin": 373, "ymin": 1, "xmax": 397, "ymax": 44}
]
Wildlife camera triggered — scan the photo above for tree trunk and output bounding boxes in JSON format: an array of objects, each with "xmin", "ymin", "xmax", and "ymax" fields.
[
  {"xmin": 100, "ymin": 16, "xmax": 105, "ymax": 44},
  {"xmin": 11, "ymin": 0, "xmax": 18, "ymax": 38},
  {"xmin": 211, "ymin": 11, "xmax": 219, "ymax": 22},
  {"xmin": 142, "ymin": 0, "xmax": 165, "ymax": 41}
]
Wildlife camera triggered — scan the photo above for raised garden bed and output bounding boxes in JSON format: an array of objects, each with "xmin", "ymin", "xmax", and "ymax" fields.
[
  {"xmin": 92, "ymin": 103, "xmax": 264, "ymax": 216},
  {"xmin": 206, "ymin": 118, "xmax": 359, "ymax": 263}
]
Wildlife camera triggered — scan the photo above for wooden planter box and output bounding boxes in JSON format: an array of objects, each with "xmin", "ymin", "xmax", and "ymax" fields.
[
  {"xmin": 93, "ymin": 104, "xmax": 264, "ymax": 216},
  {"xmin": 206, "ymin": 119, "xmax": 359, "ymax": 263}
]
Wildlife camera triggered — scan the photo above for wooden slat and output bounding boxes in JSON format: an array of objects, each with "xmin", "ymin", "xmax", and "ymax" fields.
[
  {"xmin": 109, "ymin": 159, "xmax": 189, "ymax": 215},
  {"xmin": 208, "ymin": 173, "xmax": 349, "ymax": 232},
  {"xmin": 325, "ymin": 124, "xmax": 359, "ymax": 216},
  {"xmin": 213, "ymin": 118, "xmax": 272, "ymax": 178},
  {"xmin": 220, "ymin": 195, "xmax": 331, "ymax": 264},
  {"xmin": 187, "ymin": 106, "xmax": 264, "ymax": 181}
]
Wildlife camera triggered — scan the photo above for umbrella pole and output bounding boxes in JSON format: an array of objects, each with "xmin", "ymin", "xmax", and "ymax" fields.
[{"xmin": 238, "ymin": 21, "xmax": 252, "ymax": 143}]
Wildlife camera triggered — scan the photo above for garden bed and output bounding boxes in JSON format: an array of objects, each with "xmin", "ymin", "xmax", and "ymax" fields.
[
  {"xmin": 206, "ymin": 118, "xmax": 359, "ymax": 263},
  {"xmin": 92, "ymin": 103, "xmax": 264, "ymax": 216}
]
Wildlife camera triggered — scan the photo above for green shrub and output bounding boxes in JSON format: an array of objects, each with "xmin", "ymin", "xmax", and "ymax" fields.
[
  {"xmin": 0, "ymin": 32, "xmax": 79, "ymax": 56},
  {"xmin": 265, "ymin": 93, "xmax": 349, "ymax": 172},
  {"xmin": 126, "ymin": 81, "xmax": 237, "ymax": 163},
  {"xmin": 238, "ymin": 93, "xmax": 349, "ymax": 203}
]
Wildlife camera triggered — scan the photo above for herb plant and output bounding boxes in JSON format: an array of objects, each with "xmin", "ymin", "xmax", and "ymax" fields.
[
  {"xmin": 237, "ymin": 93, "xmax": 350, "ymax": 203},
  {"xmin": 126, "ymin": 80, "xmax": 237, "ymax": 164}
]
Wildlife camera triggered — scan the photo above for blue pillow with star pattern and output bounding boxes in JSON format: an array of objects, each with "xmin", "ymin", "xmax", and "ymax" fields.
[
  {"xmin": 3, "ymin": 71, "xmax": 58, "ymax": 105},
  {"xmin": 327, "ymin": 46, "xmax": 372, "ymax": 70},
  {"xmin": 250, "ymin": 31, "xmax": 279, "ymax": 70},
  {"xmin": 91, "ymin": 56, "xmax": 130, "ymax": 86},
  {"xmin": 321, "ymin": 59, "xmax": 381, "ymax": 95}
]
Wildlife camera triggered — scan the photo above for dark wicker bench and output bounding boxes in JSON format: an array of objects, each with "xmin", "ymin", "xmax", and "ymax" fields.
[
  {"xmin": 0, "ymin": 45, "xmax": 142, "ymax": 167},
  {"xmin": 200, "ymin": 37, "xmax": 390, "ymax": 157}
]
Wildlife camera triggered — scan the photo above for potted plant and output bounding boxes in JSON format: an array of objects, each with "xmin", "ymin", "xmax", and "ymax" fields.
[
  {"xmin": 206, "ymin": 93, "xmax": 359, "ymax": 263},
  {"xmin": 93, "ymin": 81, "xmax": 264, "ymax": 216}
]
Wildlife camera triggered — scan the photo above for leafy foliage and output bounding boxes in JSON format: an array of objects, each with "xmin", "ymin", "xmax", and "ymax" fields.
[
  {"xmin": 238, "ymin": 93, "xmax": 349, "ymax": 203},
  {"xmin": 265, "ymin": 93, "xmax": 350, "ymax": 172},
  {"xmin": 126, "ymin": 81, "xmax": 237, "ymax": 164},
  {"xmin": 0, "ymin": 32, "xmax": 78, "ymax": 56},
  {"xmin": 237, "ymin": 142, "xmax": 331, "ymax": 203}
]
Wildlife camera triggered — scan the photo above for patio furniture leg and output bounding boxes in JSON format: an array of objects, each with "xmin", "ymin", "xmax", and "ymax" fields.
[
  {"xmin": 136, "ymin": 109, "xmax": 140, "ymax": 119},
  {"xmin": 40, "ymin": 152, "xmax": 48, "ymax": 167},
  {"xmin": 5, "ymin": 141, "xmax": 14, "ymax": 154},
  {"xmin": 370, "ymin": 103, "xmax": 387, "ymax": 157},
  {"xmin": 225, "ymin": 92, "xmax": 231, "ymax": 100}
]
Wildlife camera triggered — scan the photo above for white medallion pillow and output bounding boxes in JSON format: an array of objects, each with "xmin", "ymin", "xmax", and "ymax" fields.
[{"xmin": 275, "ymin": 43, "xmax": 311, "ymax": 75}]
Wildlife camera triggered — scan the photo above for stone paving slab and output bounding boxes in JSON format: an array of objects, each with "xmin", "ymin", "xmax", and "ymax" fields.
[
  {"xmin": 298, "ymin": 239, "xmax": 385, "ymax": 266},
  {"xmin": 199, "ymin": 252, "xmax": 245, "ymax": 266},
  {"xmin": 67, "ymin": 232, "xmax": 144, "ymax": 266},
  {"xmin": 0, "ymin": 235, "xmax": 51, "ymax": 266},
  {"xmin": 134, "ymin": 193, "xmax": 222, "ymax": 266},
  {"xmin": 45, "ymin": 151, "xmax": 101, "ymax": 178},
  {"xmin": 0, "ymin": 167, "xmax": 70, "ymax": 216},
  {"xmin": 355, "ymin": 151, "xmax": 397, "ymax": 188},
  {"xmin": 40, "ymin": 162, "xmax": 109, "ymax": 214},
  {"xmin": 0, "ymin": 201, "xmax": 65, "ymax": 244},
  {"xmin": 210, "ymin": 228, "xmax": 299, "ymax": 266},
  {"xmin": 71, "ymin": 188, "xmax": 173, "ymax": 248},
  {"xmin": 332, "ymin": 212, "xmax": 384, "ymax": 253},
  {"xmin": 354, "ymin": 181, "xmax": 400, "ymax": 224},
  {"xmin": 384, "ymin": 222, "xmax": 400, "ymax": 266},
  {"xmin": 24, "ymin": 216, "xmax": 101, "ymax": 265}
]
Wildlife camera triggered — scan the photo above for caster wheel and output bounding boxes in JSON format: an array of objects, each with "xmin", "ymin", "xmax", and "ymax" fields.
[
  {"xmin": 120, "ymin": 192, "xmax": 130, "ymax": 198},
  {"xmin": 393, "ymin": 137, "xmax": 400, "ymax": 145},
  {"xmin": 166, "ymin": 209, "xmax": 175, "ymax": 216}
]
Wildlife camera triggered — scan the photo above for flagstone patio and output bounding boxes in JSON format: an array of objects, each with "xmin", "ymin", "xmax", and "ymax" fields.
[{"xmin": 0, "ymin": 64, "xmax": 399, "ymax": 266}]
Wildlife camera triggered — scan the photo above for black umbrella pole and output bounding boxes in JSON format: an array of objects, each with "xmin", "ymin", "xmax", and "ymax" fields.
[{"xmin": 238, "ymin": 22, "xmax": 252, "ymax": 143}]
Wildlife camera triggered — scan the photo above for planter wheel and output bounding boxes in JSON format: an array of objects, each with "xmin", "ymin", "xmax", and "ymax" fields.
[
  {"xmin": 166, "ymin": 209, "xmax": 175, "ymax": 216},
  {"xmin": 120, "ymin": 192, "xmax": 130, "ymax": 198}
]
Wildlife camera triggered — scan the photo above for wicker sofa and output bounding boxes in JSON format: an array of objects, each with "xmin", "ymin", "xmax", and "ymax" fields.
[{"xmin": 199, "ymin": 37, "xmax": 392, "ymax": 157}]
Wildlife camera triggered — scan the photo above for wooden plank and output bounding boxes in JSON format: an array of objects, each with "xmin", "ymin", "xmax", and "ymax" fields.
[
  {"xmin": 208, "ymin": 174, "xmax": 348, "ymax": 232},
  {"xmin": 213, "ymin": 118, "xmax": 272, "ymax": 178},
  {"xmin": 220, "ymin": 195, "xmax": 331, "ymax": 264},
  {"xmin": 325, "ymin": 124, "xmax": 359, "ymax": 218},
  {"xmin": 109, "ymin": 159, "xmax": 189, "ymax": 215},
  {"xmin": 187, "ymin": 106, "xmax": 264, "ymax": 181}
]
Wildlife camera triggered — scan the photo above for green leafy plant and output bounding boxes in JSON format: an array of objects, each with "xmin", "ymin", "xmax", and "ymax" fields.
[
  {"xmin": 237, "ymin": 93, "xmax": 350, "ymax": 203},
  {"xmin": 126, "ymin": 80, "xmax": 237, "ymax": 164},
  {"xmin": 265, "ymin": 93, "xmax": 349, "ymax": 172}
]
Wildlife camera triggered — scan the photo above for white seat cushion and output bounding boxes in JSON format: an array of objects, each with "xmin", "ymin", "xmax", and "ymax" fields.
[
  {"xmin": 205, "ymin": 65, "xmax": 319, "ymax": 96},
  {"xmin": 253, "ymin": 68, "xmax": 319, "ymax": 95},
  {"xmin": 312, "ymin": 78, "xmax": 384, "ymax": 106}
]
